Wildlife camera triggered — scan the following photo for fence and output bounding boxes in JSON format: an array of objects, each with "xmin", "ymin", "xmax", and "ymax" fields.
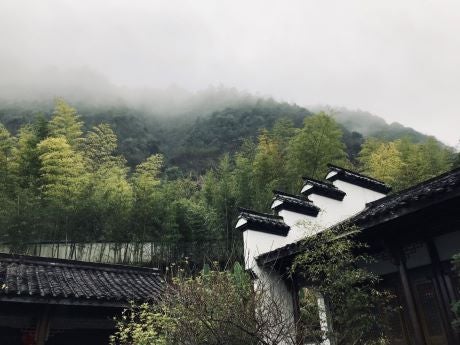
[{"xmin": 0, "ymin": 240, "xmax": 239, "ymax": 268}]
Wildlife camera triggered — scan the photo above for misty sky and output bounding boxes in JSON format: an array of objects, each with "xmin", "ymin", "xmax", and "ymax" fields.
[{"xmin": 1, "ymin": 0, "xmax": 459, "ymax": 145}]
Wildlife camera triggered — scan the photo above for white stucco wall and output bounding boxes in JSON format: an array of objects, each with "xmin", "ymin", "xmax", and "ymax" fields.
[
  {"xmin": 332, "ymin": 180, "xmax": 386, "ymax": 210},
  {"xmin": 277, "ymin": 209, "xmax": 320, "ymax": 243},
  {"xmin": 243, "ymin": 229, "xmax": 288, "ymax": 269},
  {"xmin": 248, "ymin": 252, "xmax": 297, "ymax": 344},
  {"xmin": 307, "ymin": 194, "xmax": 349, "ymax": 229}
]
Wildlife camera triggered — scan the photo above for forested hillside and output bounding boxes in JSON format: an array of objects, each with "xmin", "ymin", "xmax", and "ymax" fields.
[
  {"xmin": 0, "ymin": 88, "xmax": 444, "ymax": 172},
  {"xmin": 0, "ymin": 96, "xmax": 458, "ymax": 262}
]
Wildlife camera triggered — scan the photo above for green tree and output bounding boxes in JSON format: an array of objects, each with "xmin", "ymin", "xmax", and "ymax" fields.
[
  {"xmin": 360, "ymin": 137, "xmax": 453, "ymax": 190},
  {"xmin": 292, "ymin": 226, "xmax": 392, "ymax": 345},
  {"xmin": 37, "ymin": 137, "xmax": 88, "ymax": 208},
  {"xmin": 233, "ymin": 152, "xmax": 255, "ymax": 210},
  {"xmin": 11, "ymin": 124, "xmax": 43, "ymax": 188},
  {"xmin": 271, "ymin": 117, "xmax": 297, "ymax": 149},
  {"xmin": 286, "ymin": 113, "xmax": 347, "ymax": 189},
  {"xmin": 48, "ymin": 99, "xmax": 83, "ymax": 147},
  {"xmin": 131, "ymin": 154, "xmax": 165, "ymax": 241},
  {"xmin": 0, "ymin": 124, "xmax": 16, "ymax": 192},
  {"xmin": 252, "ymin": 130, "xmax": 285, "ymax": 209},
  {"xmin": 91, "ymin": 164, "xmax": 133, "ymax": 241},
  {"xmin": 361, "ymin": 141, "xmax": 405, "ymax": 187},
  {"xmin": 201, "ymin": 155, "xmax": 238, "ymax": 249},
  {"xmin": 417, "ymin": 137, "xmax": 452, "ymax": 180},
  {"xmin": 358, "ymin": 138, "xmax": 382, "ymax": 171},
  {"xmin": 83, "ymin": 123, "xmax": 122, "ymax": 171},
  {"xmin": 0, "ymin": 188, "xmax": 42, "ymax": 250}
]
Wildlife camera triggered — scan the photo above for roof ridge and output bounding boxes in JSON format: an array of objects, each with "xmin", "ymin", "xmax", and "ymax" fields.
[
  {"xmin": 0, "ymin": 252, "xmax": 160, "ymax": 274},
  {"xmin": 272, "ymin": 190, "xmax": 313, "ymax": 202},
  {"xmin": 327, "ymin": 164, "xmax": 388, "ymax": 186},
  {"xmin": 302, "ymin": 176, "xmax": 338, "ymax": 188},
  {"xmin": 237, "ymin": 207, "xmax": 282, "ymax": 220}
]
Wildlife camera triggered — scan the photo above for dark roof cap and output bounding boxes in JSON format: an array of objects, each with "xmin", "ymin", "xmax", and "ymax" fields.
[
  {"xmin": 326, "ymin": 164, "xmax": 391, "ymax": 194},
  {"xmin": 236, "ymin": 208, "xmax": 290, "ymax": 236},
  {"xmin": 301, "ymin": 177, "xmax": 346, "ymax": 201},
  {"xmin": 0, "ymin": 253, "xmax": 163, "ymax": 306},
  {"xmin": 272, "ymin": 190, "xmax": 320, "ymax": 217}
]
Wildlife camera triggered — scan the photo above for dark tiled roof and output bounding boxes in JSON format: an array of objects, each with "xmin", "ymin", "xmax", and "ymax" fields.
[
  {"xmin": 301, "ymin": 177, "xmax": 346, "ymax": 201},
  {"xmin": 257, "ymin": 167, "xmax": 460, "ymax": 265},
  {"xmin": 272, "ymin": 190, "xmax": 320, "ymax": 216},
  {"xmin": 0, "ymin": 253, "xmax": 164, "ymax": 306},
  {"xmin": 326, "ymin": 164, "xmax": 391, "ymax": 194},
  {"xmin": 236, "ymin": 208, "xmax": 290, "ymax": 236}
]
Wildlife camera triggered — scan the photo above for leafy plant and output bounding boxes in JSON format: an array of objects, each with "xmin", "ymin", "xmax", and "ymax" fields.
[
  {"xmin": 111, "ymin": 262, "xmax": 298, "ymax": 345},
  {"xmin": 291, "ymin": 226, "xmax": 393, "ymax": 345}
]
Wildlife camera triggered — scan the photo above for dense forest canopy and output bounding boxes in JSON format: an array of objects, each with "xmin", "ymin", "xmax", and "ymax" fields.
[
  {"xmin": 0, "ymin": 94, "xmax": 458, "ymax": 261},
  {"xmin": 0, "ymin": 88, "xmax": 447, "ymax": 171}
]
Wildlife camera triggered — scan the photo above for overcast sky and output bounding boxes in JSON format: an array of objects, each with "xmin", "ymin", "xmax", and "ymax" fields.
[{"xmin": 1, "ymin": 0, "xmax": 459, "ymax": 145}]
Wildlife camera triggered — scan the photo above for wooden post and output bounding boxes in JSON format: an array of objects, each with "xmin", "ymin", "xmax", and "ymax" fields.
[
  {"xmin": 35, "ymin": 306, "xmax": 51, "ymax": 345},
  {"xmin": 391, "ymin": 245, "xmax": 427, "ymax": 345},
  {"xmin": 426, "ymin": 239, "xmax": 459, "ymax": 345},
  {"xmin": 291, "ymin": 280, "xmax": 301, "ymax": 345}
]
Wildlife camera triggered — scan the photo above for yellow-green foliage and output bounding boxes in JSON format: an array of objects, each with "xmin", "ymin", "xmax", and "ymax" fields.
[
  {"xmin": 48, "ymin": 99, "xmax": 83, "ymax": 147},
  {"xmin": 37, "ymin": 136, "xmax": 88, "ymax": 207},
  {"xmin": 359, "ymin": 137, "xmax": 454, "ymax": 190},
  {"xmin": 111, "ymin": 303, "xmax": 172, "ymax": 345}
]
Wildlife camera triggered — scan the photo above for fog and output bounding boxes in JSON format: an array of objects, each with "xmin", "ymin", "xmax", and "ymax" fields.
[{"xmin": 1, "ymin": 0, "xmax": 459, "ymax": 145}]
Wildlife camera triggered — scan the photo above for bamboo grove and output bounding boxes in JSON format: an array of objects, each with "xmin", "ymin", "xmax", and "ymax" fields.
[{"xmin": 0, "ymin": 99, "xmax": 457, "ymax": 258}]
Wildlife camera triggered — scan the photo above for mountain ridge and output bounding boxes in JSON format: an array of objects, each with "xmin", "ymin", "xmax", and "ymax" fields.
[{"xmin": 0, "ymin": 89, "xmax": 440, "ymax": 172}]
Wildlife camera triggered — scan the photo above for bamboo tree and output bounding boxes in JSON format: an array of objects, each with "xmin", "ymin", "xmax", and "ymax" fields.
[
  {"xmin": 286, "ymin": 113, "xmax": 347, "ymax": 189},
  {"xmin": 252, "ymin": 130, "xmax": 285, "ymax": 209},
  {"xmin": 48, "ymin": 99, "xmax": 83, "ymax": 148},
  {"xmin": 0, "ymin": 124, "xmax": 16, "ymax": 193}
]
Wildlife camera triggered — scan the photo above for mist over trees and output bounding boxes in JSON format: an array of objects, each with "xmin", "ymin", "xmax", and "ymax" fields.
[
  {"xmin": 0, "ymin": 87, "xmax": 448, "ymax": 172},
  {"xmin": 0, "ymin": 96, "xmax": 457, "ymax": 262}
]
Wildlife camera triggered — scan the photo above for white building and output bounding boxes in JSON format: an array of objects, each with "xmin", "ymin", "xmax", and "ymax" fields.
[{"xmin": 236, "ymin": 164, "xmax": 460, "ymax": 345}]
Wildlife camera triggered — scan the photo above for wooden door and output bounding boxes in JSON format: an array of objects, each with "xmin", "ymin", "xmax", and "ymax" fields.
[{"xmin": 412, "ymin": 277, "xmax": 449, "ymax": 345}]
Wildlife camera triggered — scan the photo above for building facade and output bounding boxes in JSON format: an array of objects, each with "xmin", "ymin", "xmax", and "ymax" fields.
[
  {"xmin": 0, "ymin": 254, "xmax": 163, "ymax": 345},
  {"xmin": 237, "ymin": 164, "xmax": 460, "ymax": 345}
]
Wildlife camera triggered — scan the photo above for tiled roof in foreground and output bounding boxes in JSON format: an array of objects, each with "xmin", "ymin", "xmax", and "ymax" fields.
[
  {"xmin": 0, "ymin": 253, "xmax": 164, "ymax": 306},
  {"xmin": 257, "ymin": 167, "xmax": 460, "ymax": 266}
]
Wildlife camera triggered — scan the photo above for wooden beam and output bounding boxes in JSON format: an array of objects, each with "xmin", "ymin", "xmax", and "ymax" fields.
[
  {"xmin": 0, "ymin": 315, "xmax": 34, "ymax": 328},
  {"xmin": 51, "ymin": 317, "xmax": 116, "ymax": 330},
  {"xmin": 0, "ymin": 296, "xmax": 127, "ymax": 308}
]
